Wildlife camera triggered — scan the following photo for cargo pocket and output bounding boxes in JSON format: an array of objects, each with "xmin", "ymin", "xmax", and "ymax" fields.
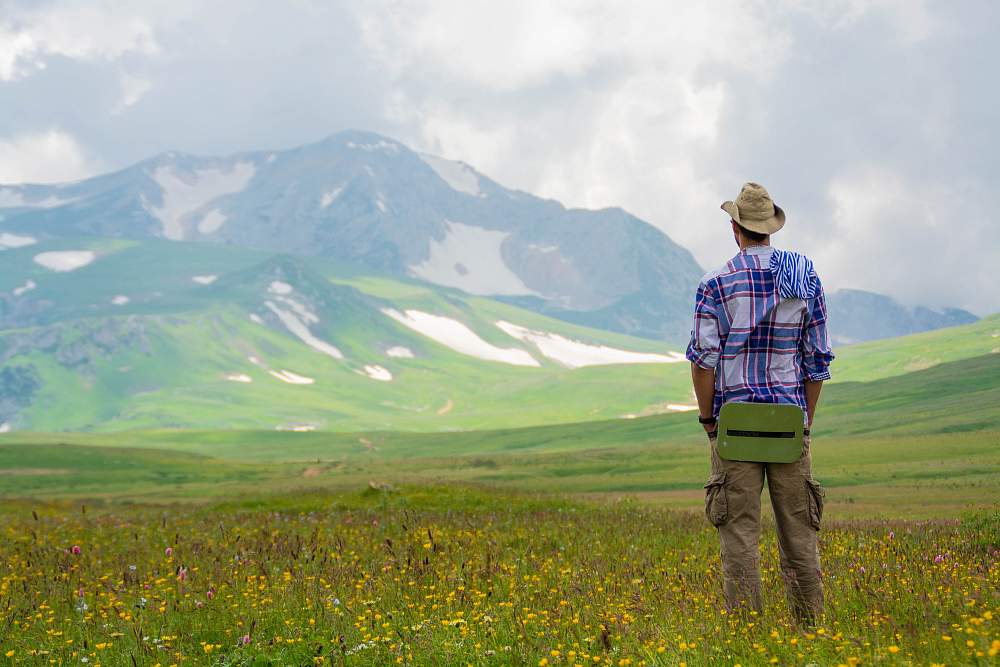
[
  {"xmin": 805, "ymin": 478, "xmax": 825, "ymax": 530},
  {"xmin": 704, "ymin": 471, "xmax": 728, "ymax": 527}
]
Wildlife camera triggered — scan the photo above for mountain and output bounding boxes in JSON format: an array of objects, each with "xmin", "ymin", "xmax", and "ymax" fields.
[
  {"xmin": 825, "ymin": 288, "xmax": 978, "ymax": 345},
  {"xmin": 0, "ymin": 130, "xmax": 986, "ymax": 433},
  {"xmin": 0, "ymin": 238, "xmax": 696, "ymax": 432},
  {"xmin": 0, "ymin": 130, "xmax": 703, "ymax": 342}
]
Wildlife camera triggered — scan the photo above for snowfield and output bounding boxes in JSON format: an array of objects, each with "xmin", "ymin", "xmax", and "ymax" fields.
[
  {"xmin": 33, "ymin": 250, "xmax": 96, "ymax": 272},
  {"xmin": 269, "ymin": 370, "xmax": 315, "ymax": 385},
  {"xmin": 385, "ymin": 346, "xmax": 415, "ymax": 358},
  {"xmin": 144, "ymin": 162, "xmax": 255, "ymax": 240},
  {"xmin": 358, "ymin": 364, "xmax": 393, "ymax": 381},
  {"xmin": 418, "ymin": 154, "xmax": 483, "ymax": 197},
  {"xmin": 268, "ymin": 281, "xmax": 293, "ymax": 295},
  {"xmin": 410, "ymin": 221, "xmax": 539, "ymax": 296},
  {"xmin": 320, "ymin": 186, "xmax": 343, "ymax": 208},
  {"xmin": 192, "ymin": 275, "xmax": 218, "ymax": 285},
  {"xmin": 346, "ymin": 140, "xmax": 399, "ymax": 154},
  {"xmin": 265, "ymin": 300, "xmax": 344, "ymax": 360},
  {"xmin": 225, "ymin": 373, "xmax": 253, "ymax": 383},
  {"xmin": 496, "ymin": 321, "xmax": 686, "ymax": 368},
  {"xmin": 197, "ymin": 209, "xmax": 227, "ymax": 234},
  {"xmin": 111, "ymin": 295, "xmax": 130, "ymax": 306},
  {"xmin": 12, "ymin": 279, "xmax": 36, "ymax": 296},
  {"xmin": 0, "ymin": 233, "xmax": 38, "ymax": 249},
  {"xmin": 382, "ymin": 308, "xmax": 539, "ymax": 367}
]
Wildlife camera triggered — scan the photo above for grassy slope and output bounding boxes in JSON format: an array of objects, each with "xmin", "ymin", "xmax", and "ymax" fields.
[
  {"xmin": 4, "ymin": 236, "xmax": 997, "ymax": 433},
  {"xmin": 2, "ymin": 353, "xmax": 997, "ymax": 516},
  {"xmin": 830, "ymin": 311, "xmax": 1000, "ymax": 382},
  {"xmin": 1, "ymin": 238, "xmax": 693, "ymax": 432}
]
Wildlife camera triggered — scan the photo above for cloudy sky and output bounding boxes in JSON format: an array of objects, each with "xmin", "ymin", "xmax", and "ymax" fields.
[{"xmin": 1, "ymin": 0, "xmax": 997, "ymax": 314}]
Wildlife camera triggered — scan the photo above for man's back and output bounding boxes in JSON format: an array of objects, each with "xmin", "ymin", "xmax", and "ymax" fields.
[{"xmin": 686, "ymin": 245, "xmax": 833, "ymax": 419}]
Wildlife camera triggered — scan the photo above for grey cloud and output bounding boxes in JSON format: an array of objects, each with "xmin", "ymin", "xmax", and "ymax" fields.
[{"xmin": 0, "ymin": 0, "xmax": 997, "ymax": 313}]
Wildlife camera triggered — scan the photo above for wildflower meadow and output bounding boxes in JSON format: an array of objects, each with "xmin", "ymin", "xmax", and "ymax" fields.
[{"xmin": 0, "ymin": 486, "xmax": 996, "ymax": 666}]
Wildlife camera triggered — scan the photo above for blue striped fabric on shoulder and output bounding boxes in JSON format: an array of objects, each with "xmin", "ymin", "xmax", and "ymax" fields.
[{"xmin": 769, "ymin": 249, "xmax": 819, "ymax": 299}]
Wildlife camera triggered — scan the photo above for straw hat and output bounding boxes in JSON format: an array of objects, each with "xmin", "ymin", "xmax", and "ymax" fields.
[{"xmin": 721, "ymin": 182, "xmax": 785, "ymax": 235}]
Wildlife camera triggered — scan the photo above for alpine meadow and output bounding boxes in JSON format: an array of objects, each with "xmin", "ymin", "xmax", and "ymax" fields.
[{"xmin": 2, "ymin": 2, "xmax": 1000, "ymax": 658}]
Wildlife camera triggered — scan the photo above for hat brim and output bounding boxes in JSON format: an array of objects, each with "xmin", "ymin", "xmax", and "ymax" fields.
[{"xmin": 721, "ymin": 201, "xmax": 785, "ymax": 235}]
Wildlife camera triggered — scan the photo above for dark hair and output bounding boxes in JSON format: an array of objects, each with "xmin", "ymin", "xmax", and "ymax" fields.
[{"xmin": 735, "ymin": 223, "xmax": 768, "ymax": 243}]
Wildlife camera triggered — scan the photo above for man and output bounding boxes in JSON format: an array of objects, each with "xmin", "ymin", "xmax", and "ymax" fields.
[{"xmin": 685, "ymin": 182, "xmax": 834, "ymax": 624}]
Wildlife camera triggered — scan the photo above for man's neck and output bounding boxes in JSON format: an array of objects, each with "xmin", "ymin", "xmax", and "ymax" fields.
[{"xmin": 738, "ymin": 238, "xmax": 771, "ymax": 251}]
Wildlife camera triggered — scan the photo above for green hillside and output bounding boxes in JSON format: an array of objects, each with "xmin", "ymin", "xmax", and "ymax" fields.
[
  {"xmin": 830, "ymin": 312, "xmax": 1000, "ymax": 382},
  {"xmin": 2, "ymin": 235, "xmax": 997, "ymax": 434},
  {"xmin": 1, "ymin": 238, "xmax": 694, "ymax": 432},
  {"xmin": 2, "ymin": 352, "xmax": 997, "ymax": 516}
]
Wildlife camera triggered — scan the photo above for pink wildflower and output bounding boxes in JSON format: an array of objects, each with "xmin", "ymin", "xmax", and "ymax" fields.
[{"xmin": 70, "ymin": 545, "xmax": 81, "ymax": 555}]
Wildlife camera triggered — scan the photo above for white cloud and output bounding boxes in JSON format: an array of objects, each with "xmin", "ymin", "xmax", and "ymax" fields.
[
  {"xmin": 0, "ymin": 0, "xmax": 992, "ymax": 315},
  {"xmin": 0, "ymin": 2, "xmax": 159, "ymax": 82},
  {"xmin": 805, "ymin": 164, "xmax": 999, "ymax": 314},
  {"xmin": 351, "ymin": 1, "xmax": 793, "ymax": 270},
  {"xmin": 0, "ymin": 129, "xmax": 99, "ymax": 183}
]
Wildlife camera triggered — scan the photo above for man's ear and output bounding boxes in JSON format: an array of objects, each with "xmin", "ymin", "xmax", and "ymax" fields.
[{"xmin": 730, "ymin": 219, "xmax": 741, "ymax": 240}]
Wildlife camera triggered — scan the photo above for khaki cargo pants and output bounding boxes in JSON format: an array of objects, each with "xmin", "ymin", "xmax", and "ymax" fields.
[{"xmin": 704, "ymin": 432, "xmax": 825, "ymax": 623}]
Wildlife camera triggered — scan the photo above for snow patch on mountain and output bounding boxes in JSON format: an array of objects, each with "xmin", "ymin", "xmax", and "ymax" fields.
[
  {"xmin": 226, "ymin": 373, "xmax": 253, "ymax": 383},
  {"xmin": 347, "ymin": 140, "xmax": 399, "ymax": 154},
  {"xmin": 269, "ymin": 369, "xmax": 315, "ymax": 385},
  {"xmin": 320, "ymin": 186, "xmax": 343, "ymax": 208},
  {"xmin": 0, "ymin": 232, "xmax": 37, "ymax": 249},
  {"xmin": 268, "ymin": 280, "xmax": 293, "ymax": 295},
  {"xmin": 265, "ymin": 300, "xmax": 343, "ymax": 360},
  {"xmin": 410, "ymin": 221, "xmax": 538, "ymax": 296},
  {"xmin": 197, "ymin": 209, "xmax": 227, "ymax": 234},
  {"xmin": 495, "ymin": 321, "xmax": 686, "ymax": 368},
  {"xmin": 382, "ymin": 308, "xmax": 539, "ymax": 367},
  {"xmin": 376, "ymin": 197, "xmax": 387, "ymax": 213},
  {"xmin": 111, "ymin": 295, "xmax": 130, "ymax": 306},
  {"xmin": 12, "ymin": 279, "xmax": 36, "ymax": 296},
  {"xmin": 418, "ymin": 153, "xmax": 483, "ymax": 197},
  {"xmin": 144, "ymin": 162, "xmax": 255, "ymax": 240},
  {"xmin": 192, "ymin": 275, "xmax": 217, "ymax": 285},
  {"xmin": 34, "ymin": 250, "xmax": 96, "ymax": 272},
  {"xmin": 358, "ymin": 364, "xmax": 393, "ymax": 381},
  {"xmin": 385, "ymin": 346, "xmax": 414, "ymax": 358}
]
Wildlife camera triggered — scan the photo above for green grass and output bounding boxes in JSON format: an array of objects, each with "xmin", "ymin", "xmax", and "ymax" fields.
[
  {"xmin": 0, "ymin": 487, "xmax": 995, "ymax": 666},
  {"xmin": 2, "ymin": 353, "xmax": 998, "ymax": 517}
]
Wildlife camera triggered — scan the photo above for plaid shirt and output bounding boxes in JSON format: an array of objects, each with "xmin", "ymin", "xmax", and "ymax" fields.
[{"xmin": 685, "ymin": 245, "xmax": 834, "ymax": 418}]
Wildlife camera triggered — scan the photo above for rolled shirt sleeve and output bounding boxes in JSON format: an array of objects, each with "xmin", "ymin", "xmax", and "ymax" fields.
[
  {"xmin": 685, "ymin": 279, "xmax": 721, "ymax": 370},
  {"xmin": 800, "ymin": 278, "xmax": 835, "ymax": 381}
]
